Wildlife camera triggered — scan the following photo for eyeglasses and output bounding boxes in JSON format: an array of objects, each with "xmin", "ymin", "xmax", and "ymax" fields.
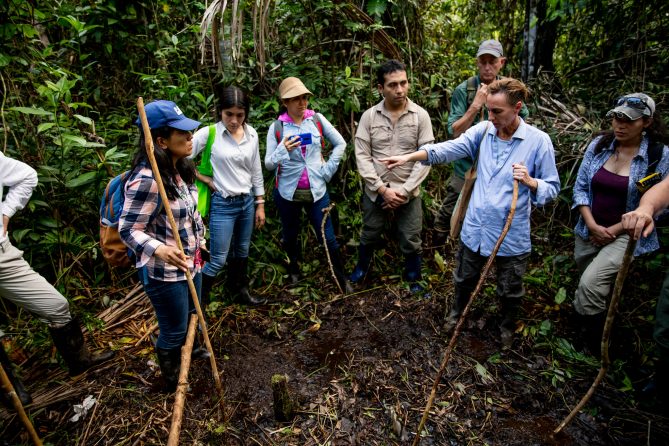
[{"xmin": 614, "ymin": 96, "xmax": 651, "ymax": 112}]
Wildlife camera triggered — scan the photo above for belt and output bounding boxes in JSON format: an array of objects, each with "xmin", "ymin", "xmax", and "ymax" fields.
[{"xmin": 221, "ymin": 193, "xmax": 250, "ymax": 202}]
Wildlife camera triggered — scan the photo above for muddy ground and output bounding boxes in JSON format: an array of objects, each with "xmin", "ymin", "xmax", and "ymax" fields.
[{"xmin": 2, "ymin": 242, "xmax": 669, "ymax": 445}]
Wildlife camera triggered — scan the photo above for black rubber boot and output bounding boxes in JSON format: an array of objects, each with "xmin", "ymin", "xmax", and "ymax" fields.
[
  {"xmin": 49, "ymin": 319, "xmax": 115, "ymax": 376},
  {"xmin": 329, "ymin": 248, "xmax": 353, "ymax": 294},
  {"xmin": 235, "ymin": 257, "xmax": 266, "ymax": 305},
  {"xmin": 404, "ymin": 253, "xmax": 424, "ymax": 294},
  {"xmin": 200, "ymin": 273, "xmax": 216, "ymax": 308},
  {"xmin": 444, "ymin": 286, "xmax": 473, "ymax": 334},
  {"xmin": 0, "ymin": 346, "xmax": 32, "ymax": 407},
  {"xmin": 156, "ymin": 347, "xmax": 181, "ymax": 392},
  {"xmin": 500, "ymin": 299, "xmax": 521, "ymax": 348},
  {"xmin": 578, "ymin": 311, "xmax": 607, "ymax": 356},
  {"xmin": 349, "ymin": 244, "xmax": 374, "ymax": 284}
]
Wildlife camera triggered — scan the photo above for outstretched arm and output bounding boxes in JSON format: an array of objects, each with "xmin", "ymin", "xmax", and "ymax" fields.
[{"xmin": 622, "ymin": 176, "xmax": 669, "ymax": 239}]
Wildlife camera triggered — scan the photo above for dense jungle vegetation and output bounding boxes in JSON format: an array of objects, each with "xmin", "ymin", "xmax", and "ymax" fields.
[{"xmin": 2, "ymin": 0, "xmax": 669, "ymax": 444}]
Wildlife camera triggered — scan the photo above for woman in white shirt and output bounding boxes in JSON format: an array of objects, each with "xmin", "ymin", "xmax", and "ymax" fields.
[{"xmin": 191, "ymin": 87, "xmax": 266, "ymax": 306}]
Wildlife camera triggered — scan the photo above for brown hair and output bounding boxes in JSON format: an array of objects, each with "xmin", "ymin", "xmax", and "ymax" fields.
[{"xmin": 488, "ymin": 78, "xmax": 529, "ymax": 106}]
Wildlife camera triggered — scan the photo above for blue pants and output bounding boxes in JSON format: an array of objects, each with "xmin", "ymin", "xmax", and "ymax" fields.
[
  {"xmin": 203, "ymin": 192, "xmax": 255, "ymax": 277},
  {"xmin": 273, "ymin": 189, "xmax": 338, "ymax": 267},
  {"xmin": 141, "ymin": 271, "xmax": 202, "ymax": 349}
]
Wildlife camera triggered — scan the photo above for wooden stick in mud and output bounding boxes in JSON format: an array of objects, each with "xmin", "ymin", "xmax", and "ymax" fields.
[
  {"xmin": 320, "ymin": 202, "xmax": 343, "ymax": 294},
  {"xmin": 167, "ymin": 314, "xmax": 198, "ymax": 446},
  {"xmin": 412, "ymin": 180, "xmax": 519, "ymax": 446},
  {"xmin": 137, "ymin": 97, "xmax": 223, "ymax": 398},
  {"xmin": 0, "ymin": 364, "xmax": 43, "ymax": 446},
  {"xmin": 554, "ymin": 236, "xmax": 636, "ymax": 435}
]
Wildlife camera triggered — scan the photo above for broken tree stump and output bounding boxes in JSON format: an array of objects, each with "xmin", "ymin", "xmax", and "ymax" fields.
[{"xmin": 271, "ymin": 374, "xmax": 296, "ymax": 422}]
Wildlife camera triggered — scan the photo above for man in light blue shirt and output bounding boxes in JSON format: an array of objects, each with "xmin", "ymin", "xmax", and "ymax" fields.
[{"xmin": 380, "ymin": 78, "xmax": 560, "ymax": 346}]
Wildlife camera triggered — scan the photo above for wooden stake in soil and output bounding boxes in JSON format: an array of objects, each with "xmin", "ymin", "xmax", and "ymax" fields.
[
  {"xmin": 271, "ymin": 374, "xmax": 296, "ymax": 422},
  {"xmin": 554, "ymin": 236, "xmax": 636, "ymax": 435},
  {"xmin": 412, "ymin": 180, "xmax": 519, "ymax": 446},
  {"xmin": 167, "ymin": 314, "xmax": 198, "ymax": 446},
  {"xmin": 0, "ymin": 363, "xmax": 42, "ymax": 446},
  {"xmin": 320, "ymin": 202, "xmax": 343, "ymax": 294},
  {"xmin": 137, "ymin": 97, "xmax": 223, "ymax": 399}
]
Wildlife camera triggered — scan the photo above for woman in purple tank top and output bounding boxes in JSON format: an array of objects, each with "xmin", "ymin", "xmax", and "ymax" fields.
[{"xmin": 571, "ymin": 93, "xmax": 669, "ymax": 354}]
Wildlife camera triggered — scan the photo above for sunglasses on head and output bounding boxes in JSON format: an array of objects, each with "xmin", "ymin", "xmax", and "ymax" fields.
[{"xmin": 614, "ymin": 96, "xmax": 651, "ymax": 112}]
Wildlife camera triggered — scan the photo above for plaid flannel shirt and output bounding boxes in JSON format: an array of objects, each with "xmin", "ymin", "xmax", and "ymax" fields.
[{"xmin": 119, "ymin": 167, "xmax": 205, "ymax": 281}]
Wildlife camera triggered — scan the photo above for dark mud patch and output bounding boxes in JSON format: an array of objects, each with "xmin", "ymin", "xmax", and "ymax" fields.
[{"xmin": 2, "ymin": 284, "xmax": 669, "ymax": 445}]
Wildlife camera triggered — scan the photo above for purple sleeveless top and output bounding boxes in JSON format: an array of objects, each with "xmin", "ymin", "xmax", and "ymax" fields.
[{"xmin": 591, "ymin": 166, "xmax": 628, "ymax": 227}]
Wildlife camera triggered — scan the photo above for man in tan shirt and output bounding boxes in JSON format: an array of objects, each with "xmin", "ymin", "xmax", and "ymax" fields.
[{"xmin": 350, "ymin": 59, "xmax": 434, "ymax": 293}]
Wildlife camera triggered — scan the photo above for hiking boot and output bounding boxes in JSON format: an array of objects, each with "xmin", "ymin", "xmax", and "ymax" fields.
[
  {"xmin": 329, "ymin": 248, "xmax": 353, "ymax": 294},
  {"xmin": 49, "ymin": 319, "xmax": 116, "ymax": 376},
  {"xmin": 0, "ymin": 346, "xmax": 32, "ymax": 407}
]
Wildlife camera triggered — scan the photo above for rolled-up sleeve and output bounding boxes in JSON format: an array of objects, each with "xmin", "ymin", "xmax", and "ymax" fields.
[
  {"xmin": 119, "ymin": 175, "xmax": 163, "ymax": 264},
  {"xmin": 531, "ymin": 134, "xmax": 561, "ymax": 206},
  {"xmin": 319, "ymin": 114, "xmax": 346, "ymax": 182},
  {"xmin": 0, "ymin": 154, "xmax": 38, "ymax": 218},
  {"xmin": 572, "ymin": 141, "xmax": 597, "ymax": 209}
]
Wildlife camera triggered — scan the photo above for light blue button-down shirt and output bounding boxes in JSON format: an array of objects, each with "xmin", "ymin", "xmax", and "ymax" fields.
[
  {"xmin": 421, "ymin": 119, "xmax": 561, "ymax": 256},
  {"xmin": 265, "ymin": 113, "xmax": 346, "ymax": 202},
  {"xmin": 572, "ymin": 135, "xmax": 669, "ymax": 256}
]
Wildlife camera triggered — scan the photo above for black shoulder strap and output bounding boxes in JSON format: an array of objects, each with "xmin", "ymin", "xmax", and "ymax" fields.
[
  {"xmin": 465, "ymin": 76, "xmax": 478, "ymax": 108},
  {"xmin": 647, "ymin": 141, "xmax": 664, "ymax": 174}
]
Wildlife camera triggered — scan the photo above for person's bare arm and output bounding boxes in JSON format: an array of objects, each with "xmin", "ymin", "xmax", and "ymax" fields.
[{"xmin": 622, "ymin": 176, "xmax": 669, "ymax": 239}]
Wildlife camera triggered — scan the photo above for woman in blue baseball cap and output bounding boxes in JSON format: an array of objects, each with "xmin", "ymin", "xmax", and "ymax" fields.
[
  {"xmin": 571, "ymin": 93, "xmax": 669, "ymax": 353},
  {"xmin": 119, "ymin": 99, "xmax": 207, "ymax": 391}
]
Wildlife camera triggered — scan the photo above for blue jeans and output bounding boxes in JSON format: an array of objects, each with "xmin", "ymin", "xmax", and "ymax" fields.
[
  {"xmin": 202, "ymin": 192, "xmax": 255, "ymax": 277},
  {"xmin": 141, "ymin": 271, "xmax": 202, "ymax": 349},
  {"xmin": 273, "ymin": 189, "xmax": 338, "ymax": 268}
]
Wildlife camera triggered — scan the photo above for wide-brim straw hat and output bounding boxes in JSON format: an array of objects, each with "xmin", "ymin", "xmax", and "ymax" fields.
[{"xmin": 279, "ymin": 77, "xmax": 312, "ymax": 100}]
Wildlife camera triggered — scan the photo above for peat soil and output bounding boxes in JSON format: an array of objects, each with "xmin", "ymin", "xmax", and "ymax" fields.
[{"xmin": 2, "ymin": 254, "xmax": 669, "ymax": 445}]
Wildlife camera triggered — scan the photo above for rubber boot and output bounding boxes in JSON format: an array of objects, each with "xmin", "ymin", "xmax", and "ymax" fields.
[
  {"xmin": 0, "ymin": 346, "xmax": 32, "ymax": 407},
  {"xmin": 329, "ymin": 248, "xmax": 353, "ymax": 294},
  {"xmin": 200, "ymin": 273, "xmax": 216, "ymax": 308},
  {"xmin": 235, "ymin": 257, "xmax": 266, "ymax": 305},
  {"xmin": 191, "ymin": 336, "xmax": 211, "ymax": 361},
  {"xmin": 349, "ymin": 244, "xmax": 374, "ymax": 284},
  {"xmin": 156, "ymin": 347, "xmax": 181, "ymax": 392},
  {"xmin": 579, "ymin": 311, "xmax": 607, "ymax": 357},
  {"xmin": 500, "ymin": 298, "xmax": 521, "ymax": 348},
  {"xmin": 404, "ymin": 253, "xmax": 424, "ymax": 294},
  {"xmin": 49, "ymin": 319, "xmax": 116, "ymax": 376},
  {"xmin": 444, "ymin": 286, "xmax": 473, "ymax": 334}
]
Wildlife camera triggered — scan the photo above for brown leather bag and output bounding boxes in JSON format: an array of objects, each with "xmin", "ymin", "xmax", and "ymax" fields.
[{"xmin": 449, "ymin": 123, "xmax": 490, "ymax": 240}]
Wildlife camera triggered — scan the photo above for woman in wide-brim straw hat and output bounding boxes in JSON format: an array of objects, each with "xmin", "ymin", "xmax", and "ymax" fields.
[
  {"xmin": 571, "ymin": 92, "xmax": 669, "ymax": 352},
  {"xmin": 265, "ymin": 77, "xmax": 352, "ymax": 293}
]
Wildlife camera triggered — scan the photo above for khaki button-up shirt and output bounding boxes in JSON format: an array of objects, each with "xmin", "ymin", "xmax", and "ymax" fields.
[{"xmin": 355, "ymin": 98, "xmax": 434, "ymax": 201}]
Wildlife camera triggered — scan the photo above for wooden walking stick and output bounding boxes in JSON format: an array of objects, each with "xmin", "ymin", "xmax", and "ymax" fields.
[
  {"xmin": 137, "ymin": 97, "xmax": 223, "ymax": 399},
  {"xmin": 412, "ymin": 180, "xmax": 519, "ymax": 446},
  {"xmin": 0, "ymin": 364, "xmax": 42, "ymax": 446},
  {"xmin": 554, "ymin": 236, "xmax": 636, "ymax": 435},
  {"xmin": 167, "ymin": 314, "xmax": 198, "ymax": 446},
  {"xmin": 320, "ymin": 202, "xmax": 343, "ymax": 294}
]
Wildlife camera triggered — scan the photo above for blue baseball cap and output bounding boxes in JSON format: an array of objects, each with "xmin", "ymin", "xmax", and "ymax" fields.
[{"xmin": 136, "ymin": 100, "xmax": 200, "ymax": 131}]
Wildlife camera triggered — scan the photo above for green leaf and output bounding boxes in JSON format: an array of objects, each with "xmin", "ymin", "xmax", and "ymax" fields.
[
  {"xmin": 345, "ymin": 66, "xmax": 351, "ymax": 78},
  {"xmin": 74, "ymin": 114, "xmax": 93, "ymax": 125},
  {"xmin": 171, "ymin": 34, "xmax": 178, "ymax": 45},
  {"xmin": 554, "ymin": 287, "xmax": 567, "ymax": 304},
  {"xmin": 66, "ymin": 171, "xmax": 98, "ymax": 188},
  {"xmin": 10, "ymin": 106, "xmax": 54, "ymax": 117},
  {"xmin": 434, "ymin": 251, "xmax": 445, "ymax": 272},
  {"xmin": 37, "ymin": 122, "xmax": 56, "ymax": 133},
  {"xmin": 366, "ymin": 0, "xmax": 387, "ymax": 17}
]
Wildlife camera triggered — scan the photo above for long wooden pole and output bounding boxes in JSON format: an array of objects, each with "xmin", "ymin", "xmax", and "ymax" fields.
[
  {"xmin": 412, "ymin": 180, "xmax": 519, "ymax": 446},
  {"xmin": 167, "ymin": 314, "xmax": 198, "ymax": 446},
  {"xmin": 554, "ymin": 236, "xmax": 636, "ymax": 435},
  {"xmin": 0, "ymin": 364, "xmax": 42, "ymax": 446},
  {"xmin": 136, "ymin": 97, "xmax": 223, "ymax": 399}
]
